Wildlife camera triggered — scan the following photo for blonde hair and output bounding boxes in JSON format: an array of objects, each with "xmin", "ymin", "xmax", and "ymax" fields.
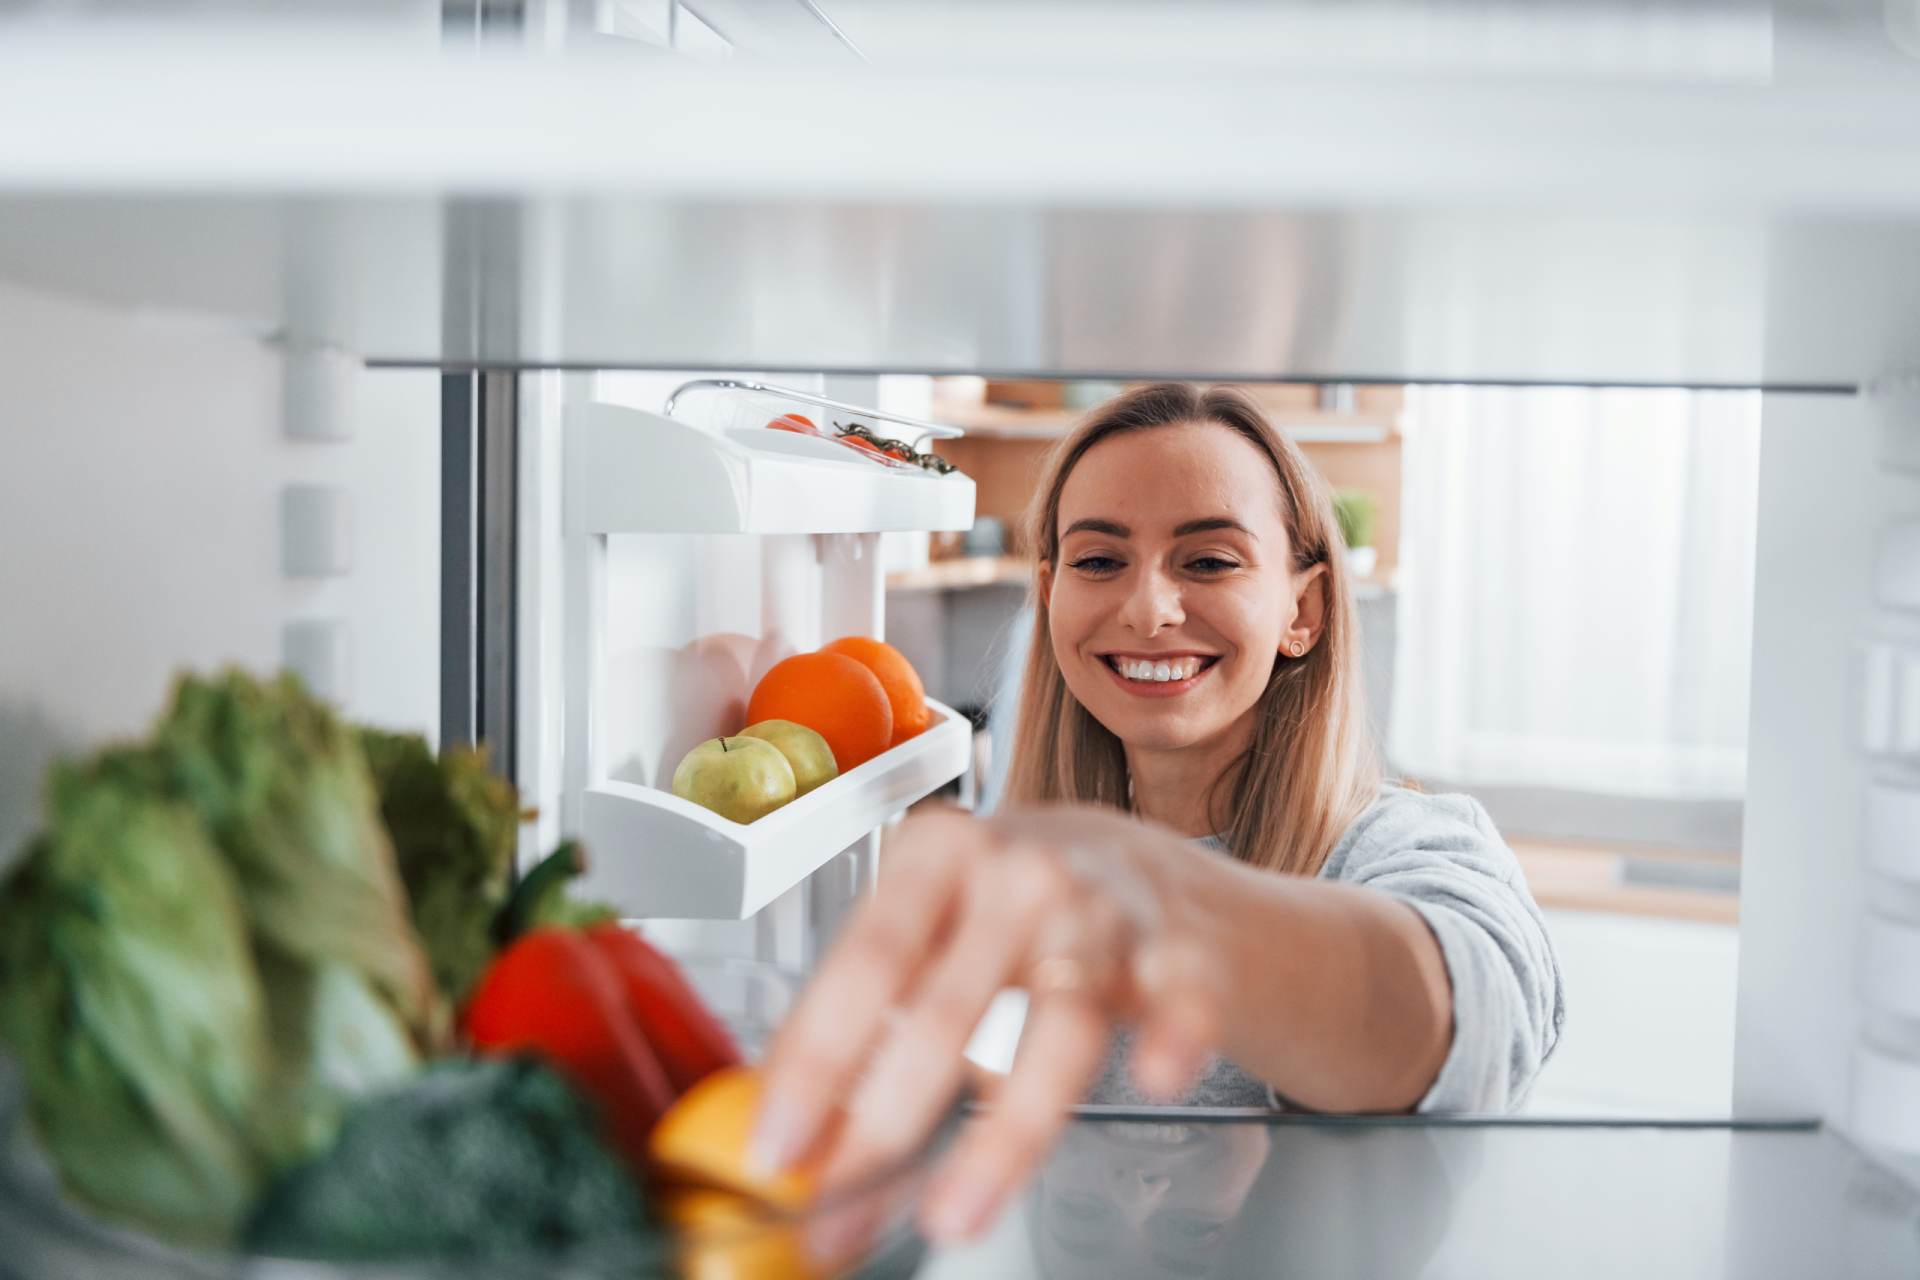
[{"xmin": 1002, "ymin": 383, "xmax": 1380, "ymax": 877}]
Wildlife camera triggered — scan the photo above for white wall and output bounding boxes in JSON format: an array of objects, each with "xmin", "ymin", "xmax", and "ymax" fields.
[
  {"xmin": 1734, "ymin": 391, "xmax": 1920, "ymax": 1140},
  {"xmin": 0, "ymin": 278, "xmax": 440, "ymax": 864}
]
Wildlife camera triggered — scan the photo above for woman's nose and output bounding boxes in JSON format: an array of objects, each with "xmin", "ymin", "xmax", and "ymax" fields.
[{"xmin": 1119, "ymin": 567, "xmax": 1184, "ymax": 635}]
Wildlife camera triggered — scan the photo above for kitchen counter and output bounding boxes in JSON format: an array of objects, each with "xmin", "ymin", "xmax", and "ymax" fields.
[{"xmin": 921, "ymin": 1112, "xmax": 1918, "ymax": 1279}]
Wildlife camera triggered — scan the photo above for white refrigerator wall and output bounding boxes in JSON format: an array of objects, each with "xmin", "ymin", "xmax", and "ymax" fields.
[
  {"xmin": 1737, "ymin": 391, "xmax": 1920, "ymax": 1159},
  {"xmin": 0, "ymin": 278, "xmax": 442, "ymax": 864}
]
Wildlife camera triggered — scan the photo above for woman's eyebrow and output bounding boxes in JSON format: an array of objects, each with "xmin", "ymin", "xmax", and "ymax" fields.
[
  {"xmin": 1173, "ymin": 517, "xmax": 1254, "ymax": 537},
  {"xmin": 1061, "ymin": 517, "xmax": 1131, "ymax": 539}
]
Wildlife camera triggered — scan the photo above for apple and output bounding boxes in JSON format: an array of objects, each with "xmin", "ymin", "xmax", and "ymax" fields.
[
  {"xmin": 738, "ymin": 719, "xmax": 838, "ymax": 798},
  {"xmin": 670, "ymin": 736, "xmax": 797, "ymax": 823}
]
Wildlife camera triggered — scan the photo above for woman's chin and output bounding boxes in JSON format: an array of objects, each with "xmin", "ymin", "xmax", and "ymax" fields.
[
  {"xmin": 1118, "ymin": 722, "xmax": 1214, "ymax": 752},
  {"xmin": 1089, "ymin": 701, "xmax": 1230, "ymax": 753}
]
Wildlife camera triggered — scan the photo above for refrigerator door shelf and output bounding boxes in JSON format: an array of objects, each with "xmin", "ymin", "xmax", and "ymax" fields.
[
  {"xmin": 571, "ymin": 697, "xmax": 971, "ymax": 920},
  {"xmin": 567, "ymin": 402, "xmax": 975, "ymax": 536}
]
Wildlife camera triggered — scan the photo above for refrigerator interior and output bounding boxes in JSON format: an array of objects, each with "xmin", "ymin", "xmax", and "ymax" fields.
[{"xmin": 2, "ymin": 0, "xmax": 1919, "ymax": 1189}]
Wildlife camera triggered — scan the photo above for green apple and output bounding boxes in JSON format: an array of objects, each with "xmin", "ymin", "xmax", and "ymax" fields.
[
  {"xmin": 738, "ymin": 719, "xmax": 839, "ymax": 798},
  {"xmin": 670, "ymin": 736, "xmax": 797, "ymax": 823}
]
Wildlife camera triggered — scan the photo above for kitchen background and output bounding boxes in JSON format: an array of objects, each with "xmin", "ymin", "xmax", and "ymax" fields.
[{"xmin": 600, "ymin": 367, "xmax": 1761, "ymax": 1120}]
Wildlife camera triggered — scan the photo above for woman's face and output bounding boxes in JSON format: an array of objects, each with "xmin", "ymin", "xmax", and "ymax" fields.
[{"xmin": 1043, "ymin": 422, "xmax": 1318, "ymax": 756}]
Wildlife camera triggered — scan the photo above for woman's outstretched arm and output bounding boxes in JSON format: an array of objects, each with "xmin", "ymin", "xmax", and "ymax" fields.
[{"xmin": 753, "ymin": 804, "xmax": 1460, "ymax": 1244}]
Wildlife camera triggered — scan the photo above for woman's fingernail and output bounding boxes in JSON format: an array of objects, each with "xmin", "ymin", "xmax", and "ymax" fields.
[
  {"xmin": 749, "ymin": 1090, "xmax": 804, "ymax": 1175},
  {"xmin": 924, "ymin": 1177, "xmax": 998, "ymax": 1243}
]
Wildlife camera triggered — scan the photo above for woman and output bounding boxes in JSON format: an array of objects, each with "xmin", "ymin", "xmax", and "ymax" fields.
[{"xmin": 756, "ymin": 383, "xmax": 1564, "ymax": 1244}]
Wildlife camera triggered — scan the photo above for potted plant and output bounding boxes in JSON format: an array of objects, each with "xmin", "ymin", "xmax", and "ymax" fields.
[{"xmin": 1332, "ymin": 488, "xmax": 1378, "ymax": 579}]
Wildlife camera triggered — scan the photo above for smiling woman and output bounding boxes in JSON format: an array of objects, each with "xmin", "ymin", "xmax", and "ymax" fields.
[
  {"xmin": 755, "ymin": 384, "xmax": 1565, "ymax": 1247},
  {"xmin": 1015, "ymin": 388, "xmax": 1368, "ymax": 872}
]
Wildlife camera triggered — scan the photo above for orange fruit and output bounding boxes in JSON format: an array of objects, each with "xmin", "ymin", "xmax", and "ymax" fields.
[
  {"xmin": 649, "ymin": 1066, "xmax": 814, "ymax": 1211},
  {"xmin": 663, "ymin": 1188, "xmax": 816, "ymax": 1280},
  {"xmin": 747, "ymin": 653, "xmax": 892, "ymax": 772},
  {"xmin": 821, "ymin": 636, "xmax": 929, "ymax": 748}
]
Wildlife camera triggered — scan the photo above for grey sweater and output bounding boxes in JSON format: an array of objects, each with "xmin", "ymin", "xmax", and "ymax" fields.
[{"xmin": 1086, "ymin": 783, "xmax": 1566, "ymax": 1114}]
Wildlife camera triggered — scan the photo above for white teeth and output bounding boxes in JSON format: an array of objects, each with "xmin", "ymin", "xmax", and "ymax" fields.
[{"xmin": 1114, "ymin": 657, "xmax": 1204, "ymax": 682}]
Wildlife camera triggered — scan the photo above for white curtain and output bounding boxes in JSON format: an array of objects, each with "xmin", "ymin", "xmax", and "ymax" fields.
[{"xmin": 1389, "ymin": 386, "xmax": 1761, "ymax": 799}]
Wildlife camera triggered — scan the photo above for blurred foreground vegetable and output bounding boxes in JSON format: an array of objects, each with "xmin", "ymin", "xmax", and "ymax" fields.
[
  {"xmin": 0, "ymin": 758, "xmax": 270, "ymax": 1244},
  {"xmin": 154, "ymin": 673, "xmax": 441, "ymax": 1054},
  {"xmin": 496, "ymin": 842, "xmax": 740, "ymax": 1094},
  {"xmin": 650, "ymin": 1065, "xmax": 814, "ymax": 1211},
  {"xmin": 464, "ymin": 928, "xmax": 676, "ymax": 1170},
  {"xmin": 357, "ymin": 728, "xmax": 522, "ymax": 1007},
  {"xmin": 246, "ymin": 1058, "xmax": 658, "ymax": 1264},
  {"xmin": 0, "ymin": 669, "xmax": 450, "ymax": 1244},
  {"xmin": 588, "ymin": 923, "xmax": 742, "ymax": 1095},
  {"xmin": 470, "ymin": 842, "xmax": 741, "ymax": 1158}
]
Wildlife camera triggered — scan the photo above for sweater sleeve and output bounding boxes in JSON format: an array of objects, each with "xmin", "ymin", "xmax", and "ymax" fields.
[{"xmin": 1321, "ymin": 786, "xmax": 1566, "ymax": 1113}]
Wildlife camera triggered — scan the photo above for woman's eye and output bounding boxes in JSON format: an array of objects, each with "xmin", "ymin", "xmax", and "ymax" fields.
[
  {"xmin": 1068, "ymin": 555, "xmax": 1123, "ymax": 574},
  {"xmin": 1187, "ymin": 556, "xmax": 1240, "ymax": 574}
]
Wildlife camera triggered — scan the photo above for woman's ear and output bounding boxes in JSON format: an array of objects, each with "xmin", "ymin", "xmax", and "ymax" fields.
[
  {"xmin": 1283, "ymin": 562, "xmax": 1330, "ymax": 656},
  {"xmin": 1037, "ymin": 558, "xmax": 1053, "ymax": 602}
]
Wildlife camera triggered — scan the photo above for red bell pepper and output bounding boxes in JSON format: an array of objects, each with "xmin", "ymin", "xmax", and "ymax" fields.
[
  {"xmin": 493, "ymin": 843, "xmax": 744, "ymax": 1097},
  {"xmin": 583, "ymin": 923, "xmax": 742, "ymax": 1094},
  {"xmin": 463, "ymin": 927, "xmax": 675, "ymax": 1169}
]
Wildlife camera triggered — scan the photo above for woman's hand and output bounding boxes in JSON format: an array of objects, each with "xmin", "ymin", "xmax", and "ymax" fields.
[{"xmin": 753, "ymin": 804, "xmax": 1232, "ymax": 1244}]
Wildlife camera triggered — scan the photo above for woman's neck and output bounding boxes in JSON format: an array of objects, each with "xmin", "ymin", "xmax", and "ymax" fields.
[{"xmin": 1123, "ymin": 720, "xmax": 1254, "ymax": 839}]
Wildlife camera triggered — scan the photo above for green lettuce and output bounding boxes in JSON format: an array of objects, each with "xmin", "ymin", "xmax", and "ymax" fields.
[
  {"xmin": 151, "ymin": 672, "xmax": 441, "ymax": 1049},
  {"xmin": 357, "ymin": 729, "xmax": 522, "ymax": 1007},
  {"xmin": 0, "ymin": 762, "xmax": 269, "ymax": 1244}
]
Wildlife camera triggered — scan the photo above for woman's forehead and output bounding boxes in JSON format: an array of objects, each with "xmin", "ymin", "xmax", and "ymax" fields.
[{"xmin": 1059, "ymin": 423, "xmax": 1286, "ymax": 536}]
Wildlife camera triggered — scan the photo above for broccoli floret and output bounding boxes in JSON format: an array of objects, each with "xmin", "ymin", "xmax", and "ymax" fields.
[{"xmin": 244, "ymin": 1058, "xmax": 658, "ymax": 1265}]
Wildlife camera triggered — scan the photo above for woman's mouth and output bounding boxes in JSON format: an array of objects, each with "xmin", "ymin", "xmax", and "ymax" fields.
[{"xmin": 1098, "ymin": 653, "xmax": 1220, "ymax": 697}]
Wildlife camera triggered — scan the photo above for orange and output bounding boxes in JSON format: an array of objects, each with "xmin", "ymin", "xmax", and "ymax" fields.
[
  {"xmin": 821, "ymin": 636, "xmax": 930, "ymax": 748},
  {"xmin": 747, "ymin": 653, "xmax": 892, "ymax": 772},
  {"xmin": 663, "ymin": 1188, "xmax": 816, "ymax": 1280},
  {"xmin": 649, "ymin": 1066, "xmax": 814, "ymax": 1211}
]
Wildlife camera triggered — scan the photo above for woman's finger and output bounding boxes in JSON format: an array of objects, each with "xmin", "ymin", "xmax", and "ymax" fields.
[
  {"xmin": 917, "ymin": 982, "xmax": 1110, "ymax": 1243},
  {"xmin": 1127, "ymin": 934, "xmax": 1229, "ymax": 1100},
  {"xmin": 754, "ymin": 811, "xmax": 985, "ymax": 1171},
  {"xmin": 822, "ymin": 845, "xmax": 1065, "ymax": 1182}
]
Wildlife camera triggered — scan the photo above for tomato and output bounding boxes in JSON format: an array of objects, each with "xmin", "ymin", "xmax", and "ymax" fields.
[
  {"xmin": 841, "ymin": 436, "xmax": 885, "ymax": 457},
  {"xmin": 766, "ymin": 414, "xmax": 816, "ymax": 434}
]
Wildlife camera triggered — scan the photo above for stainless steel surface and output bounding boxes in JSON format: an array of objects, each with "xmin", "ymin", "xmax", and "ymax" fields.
[
  {"xmin": 477, "ymin": 370, "xmax": 519, "ymax": 776},
  {"xmin": 440, "ymin": 372, "xmax": 478, "ymax": 753},
  {"xmin": 438, "ymin": 369, "xmax": 519, "ymax": 773},
  {"xmin": 6, "ymin": 192, "xmax": 1920, "ymax": 388},
  {"xmin": 925, "ymin": 1117, "xmax": 1920, "ymax": 1279},
  {"xmin": 5, "ymin": 8, "xmax": 1920, "ymax": 386}
]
